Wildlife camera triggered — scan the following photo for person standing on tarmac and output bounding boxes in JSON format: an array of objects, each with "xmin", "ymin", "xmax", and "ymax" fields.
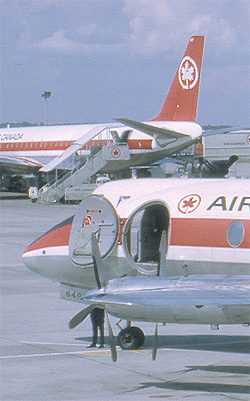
[{"xmin": 87, "ymin": 307, "xmax": 105, "ymax": 348}]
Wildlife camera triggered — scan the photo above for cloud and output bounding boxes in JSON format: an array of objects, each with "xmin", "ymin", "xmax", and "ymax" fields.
[
  {"xmin": 123, "ymin": 0, "xmax": 173, "ymax": 25},
  {"xmin": 27, "ymin": 28, "xmax": 124, "ymax": 54},
  {"xmin": 14, "ymin": 0, "xmax": 245, "ymax": 59},
  {"xmin": 35, "ymin": 29, "xmax": 82, "ymax": 53},
  {"xmin": 122, "ymin": 0, "xmax": 178, "ymax": 56},
  {"xmin": 75, "ymin": 23, "xmax": 99, "ymax": 38},
  {"xmin": 189, "ymin": 15, "xmax": 237, "ymax": 48},
  {"xmin": 122, "ymin": 0, "xmax": 239, "ymax": 57}
]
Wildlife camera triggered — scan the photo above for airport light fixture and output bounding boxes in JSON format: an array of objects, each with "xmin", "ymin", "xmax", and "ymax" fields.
[{"xmin": 42, "ymin": 91, "xmax": 52, "ymax": 126}]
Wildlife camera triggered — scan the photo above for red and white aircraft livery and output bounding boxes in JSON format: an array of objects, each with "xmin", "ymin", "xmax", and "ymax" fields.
[
  {"xmin": 22, "ymin": 178, "xmax": 250, "ymax": 295},
  {"xmin": 0, "ymin": 36, "xmax": 204, "ymax": 178}
]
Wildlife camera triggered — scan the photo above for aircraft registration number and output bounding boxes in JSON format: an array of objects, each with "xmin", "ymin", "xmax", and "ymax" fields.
[{"xmin": 60, "ymin": 284, "xmax": 88, "ymax": 303}]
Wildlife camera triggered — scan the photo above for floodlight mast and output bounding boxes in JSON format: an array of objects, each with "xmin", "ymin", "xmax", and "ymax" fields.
[{"xmin": 42, "ymin": 91, "xmax": 51, "ymax": 126}]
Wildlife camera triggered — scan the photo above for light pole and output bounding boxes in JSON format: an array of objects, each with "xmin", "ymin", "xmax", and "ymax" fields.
[{"xmin": 42, "ymin": 91, "xmax": 51, "ymax": 125}]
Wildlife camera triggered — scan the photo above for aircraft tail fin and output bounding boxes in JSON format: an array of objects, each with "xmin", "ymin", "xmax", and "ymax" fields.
[{"xmin": 152, "ymin": 36, "xmax": 205, "ymax": 122}]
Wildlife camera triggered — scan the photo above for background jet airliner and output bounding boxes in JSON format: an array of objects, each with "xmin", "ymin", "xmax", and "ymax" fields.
[
  {"xmin": 1, "ymin": 36, "xmax": 204, "ymax": 190},
  {"xmin": 71, "ymin": 232, "xmax": 250, "ymax": 361}
]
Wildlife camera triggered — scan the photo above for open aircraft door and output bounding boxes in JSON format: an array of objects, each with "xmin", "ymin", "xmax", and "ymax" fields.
[
  {"xmin": 69, "ymin": 195, "xmax": 119, "ymax": 266},
  {"xmin": 123, "ymin": 201, "xmax": 170, "ymax": 275}
]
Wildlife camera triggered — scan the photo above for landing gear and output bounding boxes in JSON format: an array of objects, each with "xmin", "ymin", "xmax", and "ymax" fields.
[{"xmin": 117, "ymin": 326, "xmax": 145, "ymax": 350}]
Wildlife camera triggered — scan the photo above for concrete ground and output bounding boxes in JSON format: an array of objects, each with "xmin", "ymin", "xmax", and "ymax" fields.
[{"xmin": 0, "ymin": 199, "xmax": 249, "ymax": 401}]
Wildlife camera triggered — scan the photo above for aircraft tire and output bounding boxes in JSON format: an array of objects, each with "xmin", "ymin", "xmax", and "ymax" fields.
[{"xmin": 117, "ymin": 326, "xmax": 145, "ymax": 350}]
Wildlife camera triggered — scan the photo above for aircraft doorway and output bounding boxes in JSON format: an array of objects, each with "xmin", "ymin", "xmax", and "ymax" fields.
[{"xmin": 123, "ymin": 202, "xmax": 170, "ymax": 274}]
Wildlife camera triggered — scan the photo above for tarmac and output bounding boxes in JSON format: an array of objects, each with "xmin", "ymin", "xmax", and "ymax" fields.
[{"xmin": 0, "ymin": 198, "xmax": 249, "ymax": 401}]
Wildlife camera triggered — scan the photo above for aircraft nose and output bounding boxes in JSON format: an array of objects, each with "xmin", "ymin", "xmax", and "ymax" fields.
[{"xmin": 22, "ymin": 216, "xmax": 74, "ymax": 275}]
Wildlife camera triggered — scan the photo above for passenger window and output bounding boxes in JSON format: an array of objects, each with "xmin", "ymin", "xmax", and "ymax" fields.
[{"xmin": 227, "ymin": 221, "xmax": 245, "ymax": 247}]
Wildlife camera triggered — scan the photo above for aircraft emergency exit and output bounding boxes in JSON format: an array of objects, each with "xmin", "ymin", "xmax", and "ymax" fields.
[{"xmin": 1, "ymin": 36, "xmax": 204, "ymax": 188}]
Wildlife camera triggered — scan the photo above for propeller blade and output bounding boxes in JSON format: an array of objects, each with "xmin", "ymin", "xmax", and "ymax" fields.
[
  {"xmin": 152, "ymin": 323, "xmax": 158, "ymax": 361},
  {"xmin": 106, "ymin": 312, "xmax": 117, "ymax": 362},
  {"xmin": 91, "ymin": 232, "xmax": 106, "ymax": 289},
  {"xmin": 157, "ymin": 230, "xmax": 167, "ymax": 276},
  {"xmin": 69, "ymin": 304, "xmax": 96, "ymax": 329}
]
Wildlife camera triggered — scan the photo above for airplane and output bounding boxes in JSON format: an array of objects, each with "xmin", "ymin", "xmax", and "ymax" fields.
[
  {"xmin": 22, "ymin": 177, "xmax": 250, "ymax": 356},
  {"xmin": 22, "ymin": 177, "xmax": 250, "ymax": 289},
  {"xmin": 67, "ymin": 232, "xmax": 250, "ymax": 361},
  {"xmin": 1, "ymin": 35, "xmax": 205, "ymax": 190}
]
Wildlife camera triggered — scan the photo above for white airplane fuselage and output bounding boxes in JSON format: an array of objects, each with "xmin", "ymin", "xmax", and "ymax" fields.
[
  {"xmin": 22, "ymin": 178, "xmax": 250, "ymax": 291},
  {"xmin": 0, "ymin": 121, "xmax": 201, "ymax": 170}
]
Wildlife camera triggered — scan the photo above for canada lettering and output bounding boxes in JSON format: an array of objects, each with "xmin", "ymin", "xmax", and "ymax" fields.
[{"xmin": 0, "ymin": 133, "xmax": 24, "ymax": 141}]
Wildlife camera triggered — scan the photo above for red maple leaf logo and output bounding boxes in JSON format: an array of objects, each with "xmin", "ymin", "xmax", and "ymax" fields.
[
  {"xmin": 182, "ymin": 197, "xmax": 197, "ymax": 209},
  {"xmin": 178, "ymin": 194, "xmax": 201, "ymax": 214}
]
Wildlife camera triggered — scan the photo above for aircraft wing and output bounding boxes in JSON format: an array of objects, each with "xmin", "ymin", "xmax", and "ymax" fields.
[
  {"xmin": 202, "ymin": 126, "xmax": 250, "ymax": 137},
  {"xmin": 115, "ymin": 118, "xmax": 187, "ymax": 143},
  {"xmin": 92, "ymin": 287, "xmax": 250, "ymax": 308},
  {"xmin": 0, "ymin": 156, "xmax": 42, "ymax": 174},
  {"xmin": 86, "ymin": 276, "xmax": 250, "ymax": 308},
  {"xmin": 40, "ymin": 123, "xmax": 122, "ymax": 173}
]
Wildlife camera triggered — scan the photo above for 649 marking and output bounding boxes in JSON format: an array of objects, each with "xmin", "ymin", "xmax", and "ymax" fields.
[{"xmin": 66, "ymin": 290, "xmax": 84, "ymax": 300}]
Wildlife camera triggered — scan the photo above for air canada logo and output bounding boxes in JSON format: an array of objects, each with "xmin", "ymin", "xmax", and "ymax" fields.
[
  {"xmin": 178, "ymin": 194, "xmax": 201, "ymax": 214},
  {"xmin": 178, "ymin": 56, "xmax": 199, "ymax": 90},
  {"xmin": 111, "ymin": 147, "xmax": 121, "ymax": 158},
  {"xmin": 84, "ymin": 216, "xmax": 92, "ymax": 225}
]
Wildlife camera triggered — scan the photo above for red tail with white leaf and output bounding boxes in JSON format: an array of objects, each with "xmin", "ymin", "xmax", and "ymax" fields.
[{"xmin": 152, "ymin": 36, "xmax": 205, "ymax": 122}]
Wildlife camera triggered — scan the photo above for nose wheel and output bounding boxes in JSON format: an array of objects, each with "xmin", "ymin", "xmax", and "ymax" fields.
[{"xmin": 117, "ymin": 326, "xmax": 145, "ymax": 350}]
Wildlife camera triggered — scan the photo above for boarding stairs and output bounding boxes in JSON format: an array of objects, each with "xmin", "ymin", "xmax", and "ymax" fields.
[{"xmin": 38, "ymin": 143, "xmax": 130, "ymax": 203}]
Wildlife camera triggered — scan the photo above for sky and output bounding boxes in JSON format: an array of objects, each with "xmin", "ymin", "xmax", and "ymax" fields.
[{"xmin": 1, "ymin": 0, "xmax": 249, "ymax": 126}]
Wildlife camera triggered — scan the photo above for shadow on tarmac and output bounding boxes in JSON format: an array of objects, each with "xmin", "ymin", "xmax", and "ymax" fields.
[
  {"xmin": 135, "ymin": 380, "xmax": 250, "ymax": 394},
  {"xmin": 75, "ymin": 334, "xmax": 250, "ymax": 354},
  {"xmin": 185, "ymin": 364, "xmax": 250, "ymax": 375}
]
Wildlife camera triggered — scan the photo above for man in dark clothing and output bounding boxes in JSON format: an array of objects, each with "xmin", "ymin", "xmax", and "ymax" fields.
[{"xmin": 88, "ymin": 307, "xmax": 105, "ymax": 348}]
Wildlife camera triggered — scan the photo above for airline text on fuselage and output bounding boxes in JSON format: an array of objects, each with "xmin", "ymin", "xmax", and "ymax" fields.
[
  {"xmin": 207, "ymin": 196, "xmax": 250, "ymax": 211},
  {"xmin": 0, "ymin": 133, "xmax": 24, "ymax": 141}
]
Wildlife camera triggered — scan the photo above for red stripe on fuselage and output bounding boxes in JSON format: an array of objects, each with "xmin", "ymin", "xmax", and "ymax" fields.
[
  {"xmin": 0, "ymin": 139, "xmax": 153, "ymax": 152},
  {"xmin": 24, "ymin": 223, "xmax": 72, "ymax": 253},
  {"xmin": 171, "ymin": 218, "xmax": 250, "ymax": 248},
  {"xmin": 24, "ymin": 217, "xmax": 250, "ymax": 254}
]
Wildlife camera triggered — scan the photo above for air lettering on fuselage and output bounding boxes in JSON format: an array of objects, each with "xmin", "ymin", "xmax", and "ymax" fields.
[{"xmin": 207, "ymin": 196, "xmax": 250, "ymax": 211}]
